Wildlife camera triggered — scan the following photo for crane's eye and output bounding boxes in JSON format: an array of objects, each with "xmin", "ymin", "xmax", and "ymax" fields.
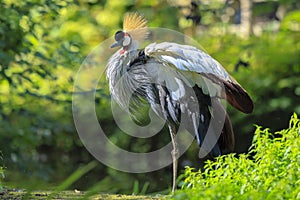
[{"xmin": 114, "ymin": 30, "xmax": 124, "ymax": 41}]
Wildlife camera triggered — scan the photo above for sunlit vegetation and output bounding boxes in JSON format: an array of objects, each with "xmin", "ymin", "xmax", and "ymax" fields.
[{"xmin": 173, "ymin": 114, "xmax": 300, "ymax": 199}]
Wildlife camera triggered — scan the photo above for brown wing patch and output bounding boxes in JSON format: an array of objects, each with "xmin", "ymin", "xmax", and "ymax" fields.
[{"xmin": 223, "ymin": 80, "xmax": 254, "ymax": 114}]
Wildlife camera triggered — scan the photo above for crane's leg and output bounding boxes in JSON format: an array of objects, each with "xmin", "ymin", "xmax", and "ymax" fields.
[
  {"xmin": 168, "ymin": 124, "xmax": 178, "ymax": 193},
  {"xmin": 156, "ymin": 84, "xmax": 179, "ymax": 192}
]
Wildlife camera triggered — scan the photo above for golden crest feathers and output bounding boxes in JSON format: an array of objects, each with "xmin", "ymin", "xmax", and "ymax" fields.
[
  {"xmin": 123, "ymin": 12, "xmax": 148, "ymax": 31},
  {"xmin": 123, "ymin": 12, "xmax": 148, "ymax": 40}
]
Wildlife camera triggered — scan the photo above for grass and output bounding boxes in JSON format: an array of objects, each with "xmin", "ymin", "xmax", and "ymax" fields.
[
  {"xmin": 173, "ymin": 113, "xmax": 300, "ymax": 200},
  {"xmin": 0, "ymin": 189, "xmax": 168, "ymax": 199}
]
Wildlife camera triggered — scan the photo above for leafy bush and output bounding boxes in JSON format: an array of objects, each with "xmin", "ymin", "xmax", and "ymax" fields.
[
  {"xmin": 0, "ymin": 168, "xmax": 3, "ymax": 192},
  {"xmin": 173, "ymin": 113, "xmax": 300, "ymax": 200}
]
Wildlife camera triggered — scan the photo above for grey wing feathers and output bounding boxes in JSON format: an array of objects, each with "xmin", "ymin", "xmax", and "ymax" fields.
[
  {"xmin": 145, "ymin": 42, "xmax": 231, "ymax": 81},
  {"xmin": 145, "ymin": 42, "xmax": 254, "ymax": 114}
]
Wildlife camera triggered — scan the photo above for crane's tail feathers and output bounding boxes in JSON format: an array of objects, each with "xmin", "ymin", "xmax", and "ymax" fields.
[
  {"xmin": 211, "ymin": 98, "xmax": 235, "ymax": 151},
  {"xmin": 223, "ymin": 111, "xmax": 235, "ymax": 150},
  {"xmin": 198, "ymin": 112, "xmax": 234, "ymax": 158}
]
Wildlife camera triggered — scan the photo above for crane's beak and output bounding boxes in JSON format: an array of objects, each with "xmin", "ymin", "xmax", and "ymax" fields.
[{"xmin": 110, "ymin": 40, "xmax": 122, "ymax": 48}]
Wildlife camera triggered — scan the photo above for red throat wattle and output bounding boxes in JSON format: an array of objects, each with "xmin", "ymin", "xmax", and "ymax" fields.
[{"xmin": 120, "ymin": 49, "xmax": 126, "ymax": 55}]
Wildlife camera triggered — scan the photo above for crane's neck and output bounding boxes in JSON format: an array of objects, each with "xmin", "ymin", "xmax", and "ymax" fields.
[
  {"xmin": 106, "ymin": 40, "xmax": 140, "ymax": 110},
  {"xmin": 118, "ymin": 39, "xmax": 140, "ymax": 74}
]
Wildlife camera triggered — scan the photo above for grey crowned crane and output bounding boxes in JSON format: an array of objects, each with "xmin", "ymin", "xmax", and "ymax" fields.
[{"xmin": 106, "ymin": 13, "xmax": 253, "ymax": 192}]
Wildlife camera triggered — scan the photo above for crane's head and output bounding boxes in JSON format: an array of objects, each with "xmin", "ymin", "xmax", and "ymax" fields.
[{"xmin": 110, "ymin": 12, "xmax": 148, "ymax": 54}]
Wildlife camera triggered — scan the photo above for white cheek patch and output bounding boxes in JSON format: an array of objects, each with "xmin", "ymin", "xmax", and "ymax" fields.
[{"xmin": 123, "ymin": 36, "xmax": 131, "ymax": 46}]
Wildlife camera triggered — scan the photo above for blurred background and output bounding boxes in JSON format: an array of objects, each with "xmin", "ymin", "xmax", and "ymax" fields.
[{"xmin": 0, "ymin": 0, "xmax": 299, "ymax": 194}]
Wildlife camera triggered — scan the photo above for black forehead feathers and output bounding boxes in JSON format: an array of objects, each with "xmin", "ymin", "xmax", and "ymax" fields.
[{"xmin": 114, "ymin": 30, "xmax": 124, "ymax": 41}]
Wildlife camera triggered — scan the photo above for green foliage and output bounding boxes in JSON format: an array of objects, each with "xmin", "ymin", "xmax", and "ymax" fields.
[
  {"xmin": 0, "ymin": 159, "xmax": 4, "ymax": 192},
  {"xmin": 0, "ymin": 0, "xmax": 84, "ymax": 182},
  {"xmin": 132, "ymin": 180, "xmax": 150, "ymax": 195},
  {"xmin": 173, "ymin": 113, "xmax": 300, "ymax": 200},
  {"xmin": 281, "ymin": 10, "xmax": 300, "ymax": 31},
  {"xmin": 55, "ymin": 161, "xmax": 98, "ymax": 192},
  {"xmin": 0, "ymin": 152, "xmax": 4, "ymax": 190}
]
